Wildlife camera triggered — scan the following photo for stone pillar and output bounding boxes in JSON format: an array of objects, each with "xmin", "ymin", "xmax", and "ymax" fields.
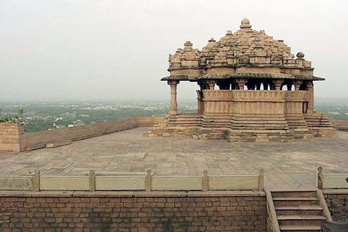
[
  {"xmin": 273, "ymin": 79, "xmax": 283, "ymax": 90},
  {"xmin": 207, "ymin": 80, "xmax": 215, "ymax": 90},
  {"xmin": 0, "ymin": 123, "xmax": 25, "ymax": 152},
  {"xmin": 168, "ymin": 80, "xmax": 179, "ymax": 116},
  {"xmin": 236, "ymin": 78, "xmax": 246, "ymax": 90},
  {"xmin": 294, "ymin": 80, "xmax": 303, "ymax": 91},
  {"xmin": 196, "ymin": 90, "xmax": 203, "ymax": 114},
  {"xmin": 287, "ymin": 83, "xmax": 292, "ymax": 91},
  {"xmin": 307, "ymin": 81, "xmax": 314, "ymax": 114}
]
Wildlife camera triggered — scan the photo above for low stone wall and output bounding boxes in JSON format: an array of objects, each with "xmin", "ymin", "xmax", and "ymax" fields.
[
  {"xmin": 0, "ymin": 117, "xmax": 164, "ymax": 152},
  {"xmin": 332, "ymin": 119, "xmax": 348, "ymax": 132},
  {"xmin": 135, "ymin": 117, "xmax": 164, "ymax": 127},
  {"xmin": 0, "ymin": 191, "xmax": 266, "ymax": 232},
  {"xmin": 324, "ymin": 190, "xmax": 348, "ymax": 222},
  {"xmin": 23, "ymin": 118, "xmax": 138, "ymax": 151}
]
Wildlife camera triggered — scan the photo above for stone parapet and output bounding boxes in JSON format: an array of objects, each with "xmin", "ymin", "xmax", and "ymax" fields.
[
  {"xmin": 0, "ymin": 170, "xmax": 264, "ymax": 192},
  {"xmin": 0, "ymin": 117, "xmax": 164, "ymax": 152}
]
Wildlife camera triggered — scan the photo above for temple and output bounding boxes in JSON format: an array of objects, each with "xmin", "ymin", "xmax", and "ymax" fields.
[{"xmin": 147, "ymin": 18, "xmax": 337, "ymax": 142}]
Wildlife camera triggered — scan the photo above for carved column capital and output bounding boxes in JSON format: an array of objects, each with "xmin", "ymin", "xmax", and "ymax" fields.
[
  {"xmin": 235, "ymin": 78, "xmax": 246, "ymax": 90},
  {"xmin": 272, "ymin": 79, "xmax": 283, "ymax": 90},
  {"xmin": 167, "ymin": 80, "xmax": 179, "ymax": 86},
  {"xmin": 294, "ymin": 80, "xmax": 303, "ymax": 91},
  {"xmin": 207, "ymin": 80, "xmax": 215, "ymax": 90}
]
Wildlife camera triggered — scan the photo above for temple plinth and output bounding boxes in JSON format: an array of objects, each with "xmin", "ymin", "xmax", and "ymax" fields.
[{"xmin": 146, "ymin": 18, "xmax": 337, "ymax": 142}]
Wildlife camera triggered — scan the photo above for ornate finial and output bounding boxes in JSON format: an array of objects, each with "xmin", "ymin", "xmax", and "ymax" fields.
[
  {"xmin": 184, "ymin": 41, "xmax": 193, "ymax": 48},
  {"xmin": 240, "ymin": 18, "xmax": 251, "ymax": 29},
  {"xmin": 296, "ymin": 52, "xmax": 305, "ymax": 59},
  {"xmin": 226, "ymin": 30, "xmax": 233, "ymax": 36},
  {"xmin": 208, "ymin": 38, "xmax": 216, "ymax": 42}
]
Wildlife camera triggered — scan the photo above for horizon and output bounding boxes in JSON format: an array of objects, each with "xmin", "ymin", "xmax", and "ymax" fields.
[
  {"xmin": 0, "ymin": 96, "xmax": 348, "ymax": 104},
  {"xmin": 1, "ymin": 0, "xmax": 348, "ymax": 102}
]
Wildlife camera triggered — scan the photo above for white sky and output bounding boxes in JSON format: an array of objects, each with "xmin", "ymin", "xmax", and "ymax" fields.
[{"xmin": 0, "ymin": 0, "xmax": 347, "ymax": 101}]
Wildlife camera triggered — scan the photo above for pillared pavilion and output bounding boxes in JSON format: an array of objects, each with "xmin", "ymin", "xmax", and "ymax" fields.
[{"xmin": 147, "ymin": 18, "xmax": 336, "ymax": 142}]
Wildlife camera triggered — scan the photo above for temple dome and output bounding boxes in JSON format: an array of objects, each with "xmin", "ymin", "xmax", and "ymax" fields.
[
  {"xmin": 168, "ymin": 18, "xmax": 312, "ymax": 72},
  {"xmin": 201, "ymin": 19, "xmax": 298, "ymax": 67}
]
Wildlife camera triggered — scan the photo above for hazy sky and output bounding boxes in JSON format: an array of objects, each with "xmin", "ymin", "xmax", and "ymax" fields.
[{"xmin": 1, "ymin": 0, "xmax": 348, "ymax": 102}]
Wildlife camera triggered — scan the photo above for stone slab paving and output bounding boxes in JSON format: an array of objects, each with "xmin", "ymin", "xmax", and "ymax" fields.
[{"xmin": 0, "ymin": 128, "xmax": 347, "ymax": 189}]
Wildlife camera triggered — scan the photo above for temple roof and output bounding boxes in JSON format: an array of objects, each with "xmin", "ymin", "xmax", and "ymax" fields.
[{"xmin": 164, "ymin": 18, "xmax": 320, "ymax": 82}]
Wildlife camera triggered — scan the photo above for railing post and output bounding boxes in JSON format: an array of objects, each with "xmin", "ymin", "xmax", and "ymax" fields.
[
  {"xmin": 145, "ymin": 169, "xmax": 152, "ymax": 192},
  {"xmin": 258, "ymin": 169, "xmax": 265, "ymax": 191},
  {"xmin": 89, "ymin": 170, "xmax": 96, "ymax": 192},
  {"xmin": 202, "ymin": 170, "xmax": 209, "ymax": 192},
  {"xmin": 33, "ymin": 170, "xmax": 40, "ymax": 192},
  {"xmin": 317, "ymin": 167, "xmax": 323, "ymax": 190}
]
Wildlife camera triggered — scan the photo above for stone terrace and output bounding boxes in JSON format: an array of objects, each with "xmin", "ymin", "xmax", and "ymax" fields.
[{"xmin": 0, "ymin": 128, "xmax": 347, "ymax": 189}]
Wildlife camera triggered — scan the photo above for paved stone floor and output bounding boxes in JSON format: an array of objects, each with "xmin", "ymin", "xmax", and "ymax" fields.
[{"xmin": 0, "ymin": 128, "xmax": 347, "ymax": 189}]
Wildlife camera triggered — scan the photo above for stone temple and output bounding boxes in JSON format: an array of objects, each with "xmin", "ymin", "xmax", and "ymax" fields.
[{"xmin": 147, "ymin": 18, "xmax": 337, "ymax": 142}]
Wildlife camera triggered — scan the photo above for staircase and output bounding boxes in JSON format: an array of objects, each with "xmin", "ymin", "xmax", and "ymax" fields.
[
  {"xmin": 228, "ymin": 114, "xmax": 294, "ymax": 142},
  {"xmin": 304, "ymin": 114, "xmax": 337, "ymax": 138},
  {"xmin": 266, "ymin": 190, "xmax": 333, "ymax": 232}
]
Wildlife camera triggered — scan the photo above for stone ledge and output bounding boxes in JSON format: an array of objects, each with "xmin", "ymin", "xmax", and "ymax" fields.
[
  {"xmin": 0, "ymin": 190, "xmax": 266, "ymax": 198},
  {"xmin": 187, "ymin": 190, "xmax": 265, "ymax": 197},
  {"xmin": 323, "ymin": 189, "xmax": 348, "ymax": 194}
]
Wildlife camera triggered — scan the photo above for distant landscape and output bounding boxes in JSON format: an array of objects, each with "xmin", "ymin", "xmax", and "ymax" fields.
[{"xmin": 0, "ymin": 98, "xmax": 347, "ymax": 133}]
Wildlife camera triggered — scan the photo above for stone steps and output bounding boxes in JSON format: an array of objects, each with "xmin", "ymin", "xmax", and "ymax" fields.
[
  {"xmin": 146, "ymin": 112, "xmax": 337, "ymax": 140},
  {"xmin": 267, "ymin": 190, "xmax": 330, "ymax": 232},
  {"xmin": 279, "ymin": 225, "xmax": 321, "ymax": 232}
]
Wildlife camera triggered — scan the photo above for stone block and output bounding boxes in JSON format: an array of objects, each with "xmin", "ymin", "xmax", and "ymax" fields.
[
  {"xmin": 323, "ymin": 175, "xmax": 348, "ymax": 189},
  {"xmin": 0, "ymin": 177, "xmax": 33, "ymax": 190},
  {"xmin": 95, "ymin": 176, "xmax": 145, "ymax": 191},
  {"xmin": 209, "ymin": 175, "xmax": 259, "ymax": 191},
  {"xmin": 40, "ymin": 176, "xmax": 89, "ymax": 191},
  {"xmin": 151, "ymin": 176, "xmax": 202, "ymax": 191}
]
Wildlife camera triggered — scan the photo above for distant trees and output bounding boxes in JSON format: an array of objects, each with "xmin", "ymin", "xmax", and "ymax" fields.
[{"xmin": 0, "ymin": 107, "xmax": 25, "ymax": 123}]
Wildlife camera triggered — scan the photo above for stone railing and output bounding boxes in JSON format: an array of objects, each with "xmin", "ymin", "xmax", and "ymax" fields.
[
  {"xmin": 316, "ymin": 167, "xmax": 348, "ymax": 190},
  {"xmin": 0, "ymin": 169, "xmax": 264, "ymax": 192},
  {"xmin": 316, "ymin": 167, "xmax": 348, "ymax": 222}
]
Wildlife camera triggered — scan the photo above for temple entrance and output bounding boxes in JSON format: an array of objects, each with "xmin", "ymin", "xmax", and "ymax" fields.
[{"xmin": 175, "ymin": 82, "xmax": 198, "ymax": 115}]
